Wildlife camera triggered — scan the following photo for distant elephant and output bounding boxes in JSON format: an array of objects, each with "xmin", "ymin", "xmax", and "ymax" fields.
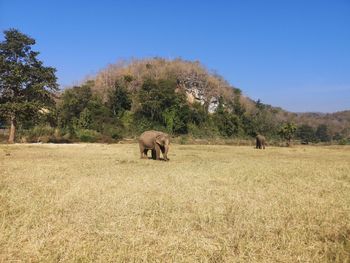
[
  {"xmin": 256, "ymin": 134, "xmax": 266, "ymax": 149},
  {"xmin": 139, "ymin": 130, "xmax": 170, "ymax": 161}
]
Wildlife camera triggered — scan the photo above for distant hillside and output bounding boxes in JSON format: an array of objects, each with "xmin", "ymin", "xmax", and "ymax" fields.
[
  {"xmin": 79, "ymin": 57, "xmax": 349, "ymax": 140},
  {"xmin": 38, "ymin": 57, "xmax": 348, "ymax": 144},
  {"xmin": 90, "ymin": 58, "xmax": 253, "ymax": 113},
  {"xmin": 295, "ymin": 111, "xmax": 350, "ymax": 136}
]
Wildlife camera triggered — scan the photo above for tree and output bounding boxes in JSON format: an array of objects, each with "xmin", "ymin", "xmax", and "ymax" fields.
[
  {"xmin": 78, "ymin": 108, "xmax": 92, "ymax": 129},
  {"xmin": 315, "ymin": 124, "xmax": 331, "ymax": 142},
  {"xmin": 213, "ymin": 97, "xmax": 240, "ymax": 137},
  {"xmin": 107, "ymin": 82, "xmax": 131, "ymax": 117},
  {"xmin": 0, "ymin": 29, "xmax": 57, "ymax": 143},
  {"xmin": 57, "ymin": 84, "xmax": 92, "ymax": 130},
  {"xmin": 188, "ymin": 102, "xmax": 208, "ymax": 125},
  {"xmin": 244, "ymin": 99, "xmax": 279, "ymax": 137},
  {"xmin": 279, "ymin": 122, "xmax": 297, "ymax": 146},
  {"xmin": 137, "ymin": 78, "xmax": 178, "ymax": 123},
  {"xmin": 58, "ymin": 82, "xmax": 110, "ymax": 133},
  {"xmin": 333, "ymin": 132, "xmax": 344, "ymax": 141},
  {"xmin": 296, "ymin": 124, "xmax": 316, "ymax": 144},
  {"xmin": 232, "ymin": 89, "xmax": 245, "ymax": 117},
  {"xmin": 214, "ymin": 111, "xmax": 240, "ymax": 137}
]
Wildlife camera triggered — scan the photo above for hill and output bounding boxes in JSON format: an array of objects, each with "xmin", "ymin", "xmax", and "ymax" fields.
[
  {"xmin": 3, "ymin": 57, "xmax": 348, "ymax": 143},
  {"xmin": 79, "ymin": 57, "xmax": 348, "ymax": 141},
  {"xmin": 296, "ymin": 111, "xmax": 350, "ymax": 134},
  {"xmin": 91, "ymin": 58, "xmax": 251, "ymax": 113}
]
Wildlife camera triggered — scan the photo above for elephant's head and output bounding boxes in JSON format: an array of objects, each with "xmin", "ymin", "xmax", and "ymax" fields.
[{"xmin": 155, "ymin": 133, "xmax": 170, "ymax": 160}]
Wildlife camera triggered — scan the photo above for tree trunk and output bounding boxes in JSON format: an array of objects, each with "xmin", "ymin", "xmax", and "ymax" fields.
[{"xmin": 8, "ymin": 115, "xmax": 17, "ymax": 144}]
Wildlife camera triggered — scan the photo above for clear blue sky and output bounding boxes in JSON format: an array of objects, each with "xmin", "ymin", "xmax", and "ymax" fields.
[{"xmin": 1, "ymin": 0, "xmax": 349, "ymax": 112}]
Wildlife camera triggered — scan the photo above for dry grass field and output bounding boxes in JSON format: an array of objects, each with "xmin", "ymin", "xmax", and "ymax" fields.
[{"xmin": 1, "ymin": 143, "xmax": 350, "ymax": 262}]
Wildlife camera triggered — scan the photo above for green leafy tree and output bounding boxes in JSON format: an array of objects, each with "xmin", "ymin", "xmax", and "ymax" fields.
[
  {"xmin": 213, "ymin": 97, "xmax": 240, "ymax": 137},
  {"xmin": 315, "ymin": 124, "xmax": 331, "ymax": 142},
  {"xmin": 279, "ymin": 122, "xmax": 297, "ymax": 146},
  {"xmin": 58, "ymin": 82, "xmax": 111, "ymax": 133},
  {"xmin": 232, "ymin": 89, "xmax": 245, "ymax": 117},
  {"xmin": 0, "ymin": 29, "xmax": 58, "ymax": 143},
  {"xmin": 137, "ymin": 79, "xmax": 173, "ymax": 122},
  {"xmin": 85, "ymin": 96, "xmax": 111, "ymax": 132},
  {"xmin": 162, "ymin": 102, "xmax": 190, "ymax": 134},
  {"xmin": 78, "ymin": 108, "xmax": 92, "ymax": 129},
  {"xmin": 188, "ymin": 102, "xmax": 208, "ymax": 126},
  {"xmin": 137, "ymin": 79, "xmax": 178, "ymax": 122},
  {"xmin": 332, "ymin": 132, "xmax": 344, "ymax": 141},
  {"xmin": 244, "ymin": 99, "xmax": 279, "ymax": 137},
  {"xmin": 107, "ymin": 82, "xmax": 131, "ymax": 117},
  {"xmin": 134, "ymin": 78, "xmax": 192, "ymax": 134},
  {"xmin": 214, "ymin": 112, "xmax": 240, "ymax": 137},
  {"xmin": 58, "ymin": 84, "xmax": 92, "ymax": 130},
  {"xmin": 296, "ymin": 124, "xmax": 316, "ymax": 144}
]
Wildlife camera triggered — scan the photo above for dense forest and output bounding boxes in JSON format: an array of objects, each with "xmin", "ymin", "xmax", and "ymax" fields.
[{"xmin": 1, "ymin": 29, "xmax": 349, "ymax": 145}]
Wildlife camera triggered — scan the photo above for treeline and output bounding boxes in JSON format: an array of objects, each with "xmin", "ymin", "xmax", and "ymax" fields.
[
  {"xmin": 1, "ymin": 29, "xmax": 349, "ymax": 145},
  {"xmin": 5, "ymin": 78, "xmax": 274, "ymax": 142},
  {"xmin": 9, "ymin": 78, "xmax": 348, "ymax": 145}
]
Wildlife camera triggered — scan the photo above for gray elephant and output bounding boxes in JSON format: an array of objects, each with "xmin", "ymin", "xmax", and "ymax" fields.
[
  {"xmin": 256, "ymin": 134, "xmax": 266, "ymax": 149},
  {"xmin": 139, "ymin": 130, "xmax": 170, "ymax": 161}
]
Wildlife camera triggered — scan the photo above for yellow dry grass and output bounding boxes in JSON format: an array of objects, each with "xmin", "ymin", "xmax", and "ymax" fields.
[{"xmin": 1, "ymin": 144, "xmax": 350, "ymax": 262}]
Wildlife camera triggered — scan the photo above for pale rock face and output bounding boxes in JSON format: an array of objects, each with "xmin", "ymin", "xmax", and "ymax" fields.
[
  {"xmin": 178, "ymin": 76, "xmax": 207, "ymax": 106},
  {"xmin": 178, "ymin": 76, "xmax": 221, "ymax": 112},
  {"xmin": 185, "ymin": 87, "xmax": 206, "ymax": 105},
  {"xmin": 208, "ymin": 97, "xmax": 219, "ymax": 113},
  {"xmin": 186, "ymin": 92, "xmax": 195, "ymax": 104},
  {"xmin": 192, "ymin": 88, "xmax": 206, "ymax": 105},
  {"xmin": 38, "ymin": 108, "xmax": 50, "ymax": 114}
]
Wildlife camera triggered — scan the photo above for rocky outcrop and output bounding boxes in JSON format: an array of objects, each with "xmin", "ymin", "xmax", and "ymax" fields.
[
  {"xmin": 178, "ymin": 75, "xmax": 207, "ymax": 106},
  {"xmin": 184, "ymin": 88, "xmax": 206, "ymax": 105},
  {"xmin": 208, "ymin": 97, "xmax": 219, "ymax": 113},
  {"xmin": 178, "ymin": 78, "xmax": 220, "ymax": 113},
  {"xmin": 93, "ymin": 58, "xmax": 244, "ymax": 113}
]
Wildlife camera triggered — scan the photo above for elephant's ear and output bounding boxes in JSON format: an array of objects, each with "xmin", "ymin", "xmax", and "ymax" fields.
[{"xmin": 155, "ymin": 135, "xmax": 165, "ymax": 146}]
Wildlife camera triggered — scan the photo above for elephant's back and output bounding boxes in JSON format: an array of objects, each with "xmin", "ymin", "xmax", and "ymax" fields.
[
  {"xmin": 140, "ymin": 130, "xmax": 162, "ymax": 138},
  {"xmin": 139, "ymin": 130, "xmax": 158, "ymax": 139},
  {"xmin": 139, "ymin": 130, "xmax": 160, "ymax": 148},
  {"xmin": 257, "ymin": 135, "xmax": 265, "ymax": 140}
]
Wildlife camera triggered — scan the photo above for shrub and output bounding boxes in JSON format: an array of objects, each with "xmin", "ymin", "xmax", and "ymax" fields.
[
  {"xmin": 30, "ymin": 125, "xmax": 55, "ymax": 137},
  {"xmin": 187, "ymin": 122, "xmax": 219, "ymax": 139},
  {"xmin": 107, "ymin": 83, "xmax": 132, "ymax": 117},
  {"xmin": 19, "ymin": 125, "xmax": 55, "ymax": 142},
  {"xmin": 120, "ymin": 111, "xmax": 134, "ymax": 127},
  {"xmin": 178, "ymin": 136, "xmax": 188, "ymax": 145},
  {"xmin": 338, "ymin": 138, "xmax": 349, "ymax": 145},
  {"xmin": 102, "ymin": 126, "xmax": 123, "ymax": 141},
  {"xmin": 75, "ymin": 129, "xmax": 102, "ymax": 142}
]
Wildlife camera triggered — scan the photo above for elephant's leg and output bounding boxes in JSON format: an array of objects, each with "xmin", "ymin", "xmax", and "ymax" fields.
[
  {"xmin": 139, "ymin": 144, "xmax": 147, "ymax": 159},
  {"xmin": 160, "ymin": 145, "xmax": 169, "ymax": 161},
  {"xmin": 154, "ymin": 144, "xmax": 161, "ymax": 160},
  {"xmin": 151, "ymin": 149, "xmax": 156, "ymax": 160},
  {"xmin": 139, "ymin": 144, "xmax": 144, "ymax": 158}
]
